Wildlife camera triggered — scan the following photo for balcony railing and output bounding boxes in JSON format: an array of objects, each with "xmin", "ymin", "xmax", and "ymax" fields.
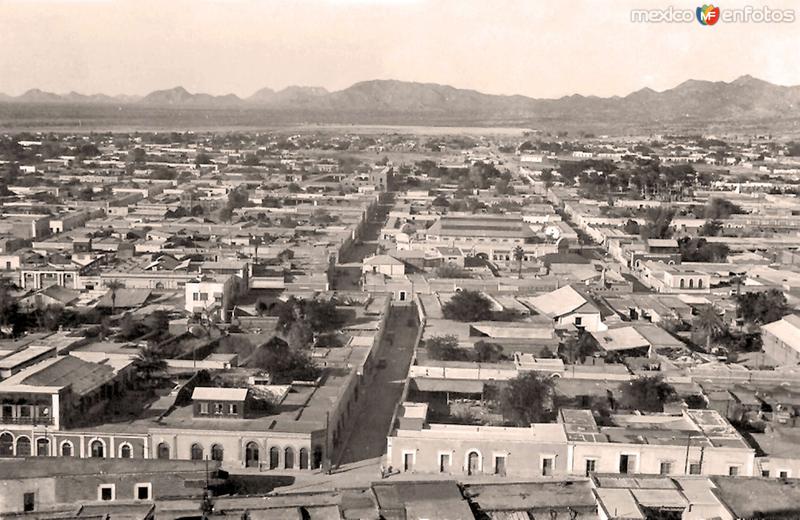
[{"xmin": 0, "ymin": 416, "xmax": 53, "ymax": 425}]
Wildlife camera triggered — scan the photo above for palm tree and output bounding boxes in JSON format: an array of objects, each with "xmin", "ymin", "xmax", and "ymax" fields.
[
  {"xmin": 694, "ymin": 304, "xmax": 726, "ymax": 351},
  {"xmin": 105, "ymin": 280, "xmax": 124, "ymax": 314},
  {"xmin": 513, "ymin": 245, "xmax": 525, "ymax": 279},
  {"xmin": 133, "ymin": 346, "xmax": 167, "ymax": 385}
]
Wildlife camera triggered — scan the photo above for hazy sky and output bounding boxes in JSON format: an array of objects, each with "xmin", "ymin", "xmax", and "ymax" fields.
[{"xmin": 0, "ymin": 0, "xmax": 798, "ymax": 98}]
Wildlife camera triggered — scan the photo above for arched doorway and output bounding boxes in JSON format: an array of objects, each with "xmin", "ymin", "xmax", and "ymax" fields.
[
  {"xmin": 299, "ymin": 448, "xmax": 309, "ymax": 470},
  {"xmin": 36, "ymin": 438, "xmax": 49, "ymax": 456},
  {"xmin": 269, "ymin": 447, "xmax": 280, "ymax": 469},
  {"xmin": 245, "ymin": 442, "xmax": 259, "ymax": 468},
  {"xmin": 211, "ymin": 444, "xmax": 224, "ymax": 462},
  {"xmin": 467, "ymin": 450, "xmax": 481, "ymax": 476},
  {"xmin": 0, "ymin": 433, "xmax": 12, "ymax": 456},
  {"xmin": 284, "ymin": 447, "xmax": 295, "ymax": 469},
  {"xmin": 16, "ymin": 436, "xmax": 31, "ymax": 457},
  {"xmin": 157, "ymin": 443, "xmax": 170, "ymax": 459},
  {"xmin": 90, "ymin": 440, "xmax": 105, "ymax": 458},
  {"xmin": 191, "ymin": 443, "xmax": 203, "ymax": 461}
]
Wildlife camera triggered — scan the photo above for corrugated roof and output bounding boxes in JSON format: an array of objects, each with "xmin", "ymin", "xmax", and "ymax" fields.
[{"xmin": 21, "ymin": 355, "xmax": 116, "ymax": 395}]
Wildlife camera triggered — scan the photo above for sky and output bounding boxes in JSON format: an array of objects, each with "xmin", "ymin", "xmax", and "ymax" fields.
[{"xmin": 0, "ymin": 0, "xmax": 799, "ymax": 99}]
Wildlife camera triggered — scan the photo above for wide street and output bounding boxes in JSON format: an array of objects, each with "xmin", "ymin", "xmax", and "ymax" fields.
[{"xmin": 336, "ymin": 304, "xmax": 418, "ymax": 466}]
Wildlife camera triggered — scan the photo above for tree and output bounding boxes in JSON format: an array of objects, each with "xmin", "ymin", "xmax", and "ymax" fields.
[
  {"xmin": 699, "ymin": 219, "xmax": 723, "ymax": 237},
  {"xmin": 442, "ymin": 290, "xmax": 493, "ymax": 322},
  {"xmin": 704, "ymin": 198, "xmax": 743, "ymax": 219},
  {"xmin": 250, "ymin": 337, "xmax": 320, "ymax": 384},
  {"xmin": 693, "ymin": 304, "xmax": 727, "ymax": 351},
  {"xmin": 623, "ymin": 219, "xmax": 640, "ymax": 235},
  {"xmin": 513, "ymin": 245, "xmax": 525, "ymax": 279},
  {"xmin": 287, "ymin": 321, "xmax": 314, "ymax": 351},
  {"xmin": 500, "ymin": 372, "xmax": 555, "ymax": 426},
  {"xmin": 128, "ymin": 147, "xmax": 146, "ymax": 165},
  {"xmin": 426, "ymin": 335, "xmax": 470, "ymax": 361},
  {"xmin": 561, "ymin": 331, "xmax": 597, "ymax": 363},
  {"xmin": 678, "ymin": 237, "xmax": 729, "ymax": 262},
  {"xmin": 435, "ymin": 263, "xmax": 471, "ymax": 279},
  {"xmin": 105, "ymin": 280, "xmax": 124, "ymax": 314},
  {"xmin": 620, "ymin": 375, "xmax": 677, "ymax": 412},
  {"xmin": 737, "ymin": 289, "xmax": 790, "ymax": 326},
  {"xmin": 0, "ymin": 281, "xmax": 25, "ymax": 337},
  {"xmin": 194, "ymin": 152, "xmax": 213, "ymax": 165},
  {"xmin": 133, "ymin": 346, "xmax": 168, "ymax": 385},
  {"xmin": 640, "ymin": 207, "xmax": 675, "ymax": 240},
  {"xmin": 474, "ymin": 341, "xmax": 505, "ymax": 362}
]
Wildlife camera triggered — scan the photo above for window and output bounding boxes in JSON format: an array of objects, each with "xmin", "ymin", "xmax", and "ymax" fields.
[
  {"xmin": 36, "ymin": 438, "xmax": 49, "ymax": 457},
  {"xmin": 495, "ymin": 455, "xmax": 507, "ymax": 476},
  {"xmin": 98, "ymin": 485, "xmax": 115, "ymax": 502},
  {"xmin": 689, "ymin": 463, "xmax": 702, "ymax": 475},
  {"xmin": 60, "ymin": 441, "xmax": 73, "ymax": 457},
  {"xmin": 157, "ymin": 443, "xmax": 170, "ymax": 460},
  {"xmin": 574, "ymin": 316, "xmax": 582, "ymax": 327},
  {"xmin": 193, "ymin": 293, "xmax": 200, "ymax": 301},
  {"xmin": 728, "ymin": 465, "xmax": 739, "ymax": 476},
  {"xmin": 199, "ymin": 293, "xmax": 208, "ymax": 301},
  {"xmin": 659, "ymin": 461, "xmax": 673, "ymax": 475},
  {"xmin": 439, "ymin": 453, "xmax": 451, "ymax": 473},
  {"xmin": 228, "ymin": 404, "xmax": 238, "ymax": 415},
  {"xmin": 119, "ymin": 444, "xmax": 132, "ymax": 459},
  {"xmin": 780, "ymin": 470, "xmax": 789, "ymax": 479},
  {"xmin": 199, "ymin": 402, "xmax": 209, "ymax": 415},
  {"xmin": 191, "ymin": 443, "xmax": 203, "ymax": 461},
  {"xmin": 762, "ymin": 470, "xmax": 771, "ymax": 477},
  {"xmin": 135, "ymin": 483, "xmax": 152, "ymax": 501},
  {"xmin": 211, "ymin": 444, "xmax": 224, "ymax": 462},
  {"xmin": 16, "ymin": 436, "xmax": 31, "ymax": 456},
  {"xmin": 585, "ymin": 459, "xmax": 597, "ymax": 476},
  {"xmin": 23, "ymin": 492, "xmax": 34, "ymax": 512},
  {"xmin": 90, "ymin": 439, "xmax": 105, "ymax": 458},
  {"xmin": 214, "ymin": 403, "xmax": 223, "ymax": 415},
  {"xmin": 541, "ymin": 456, "xmax": 554, "ymax": 476}
]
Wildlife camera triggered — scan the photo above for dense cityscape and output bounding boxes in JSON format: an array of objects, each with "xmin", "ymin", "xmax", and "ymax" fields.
[
  {"xmin": 0, "ymin": 128, "xmax": 798, "ymax": 518},
  {"xmin": 3, "ymin": 0, "xmax": 800, "ymax": 518}
]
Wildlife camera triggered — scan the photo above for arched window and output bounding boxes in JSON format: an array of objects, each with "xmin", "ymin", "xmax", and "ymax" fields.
[
  {"xmin": 245, "ymin": 442, "xmax": 259, "ymax": 468},
  {"xmin": 299, "ymin": 448, "xmax": 309, "ymax": 470},
  {"xmin": 698, "ymin": 279, "xmax": 703, "ymax": 289},
  {"xmin": 679, "ymin": 279, "xmax": 685, "ymax": 289},
  {"xmin": 269, "ymin": 447, "xmax": 280, "ymax": 469},
  {"xmin": 36, "ymin": 438, "xmax": 49, "ymax": 456},
  {"xmin": 190, "ymin": 443, "xmax": 204, "ymax": 461},
  {"xmin": 90, "ymin": 439, "xmax": 105, "ymax": 458},
  {"xmin": 211, "ymin": 444, "xmax": 224, "ymax": 462},
  {"xmin": 16, "ymin": 436, "xmax": 31, "ymax": 457},
  {"xmin": 157, "ymin": 442, "xmax": 170, "ymax": 460},
  {"xmin": 284, "ymin": 447, "xmax": 295, "ymax": 469},
  {"xmin": 119, "ymin": 444, "xmax": 132, "ymax": 459},
  {"xmin": 60, "ymin": 441, "xmax": 74, "ymax": 457},
  {"xmin": 0, "ymin": 433, "xmax": 13, "ymax": 457},
  {"xmin": 689, "ymin": 279, "xmax": 694, "ymax": 289}
]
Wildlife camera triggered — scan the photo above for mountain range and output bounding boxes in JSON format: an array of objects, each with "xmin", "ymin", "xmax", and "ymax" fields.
[{"xmin": 2, "ymin": 76, "xmax": 800, "ymax": 128}]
